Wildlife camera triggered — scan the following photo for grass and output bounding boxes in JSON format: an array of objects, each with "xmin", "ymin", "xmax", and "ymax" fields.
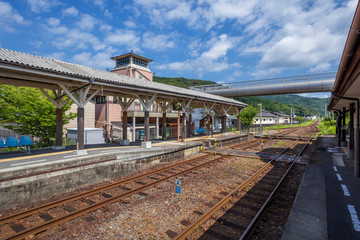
[
  {"xmin": 317, "ymin": 117, "xmax": 336, "ymax": 136},
  {"xmin": 264, "ymin": 119, "xmax": 316, "ymax": 131}
]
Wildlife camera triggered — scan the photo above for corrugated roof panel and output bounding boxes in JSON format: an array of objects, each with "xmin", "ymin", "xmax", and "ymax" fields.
[{"xmin": 0, "ymin": 48, "xmax": 246, "ymax": 107}]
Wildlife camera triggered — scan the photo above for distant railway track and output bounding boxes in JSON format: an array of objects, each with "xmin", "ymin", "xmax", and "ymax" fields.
[
  {"xmin": 170, "ymin": 126, "xmax": 316, "ymax": 240},
  {"xmin": 228, "ymin": 123, "xmax": 316, "ymax": 153}
]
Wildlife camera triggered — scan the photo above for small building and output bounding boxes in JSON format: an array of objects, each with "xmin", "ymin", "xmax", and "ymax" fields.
[
  {"xmin": 254, "ymin": 110, "xmax": 276, "ymax": 126},
  {"xmin": 272, "ymin": 111, "xmax": 291, "ymax": 124},
  {"xmin": 64, "ymin": 101, "xmax": 96, "ymax": 134}
]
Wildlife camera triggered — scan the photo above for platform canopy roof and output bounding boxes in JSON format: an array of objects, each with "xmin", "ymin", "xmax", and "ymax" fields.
[
  {"xmin": 0, "ymin": 48, "xmax": 246, "ymax": 113},
  {"xmin": 328, "ymin": 3, "xmax": 360, "ymax": 111}
]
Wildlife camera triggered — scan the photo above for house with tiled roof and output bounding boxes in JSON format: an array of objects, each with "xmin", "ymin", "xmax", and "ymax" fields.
[
  {"xmin": 272, "ymin": 111, "xmax": 291, "ymax": 124},
  {"xmin": 254, "ymin": 110, "xmax": 276, "ymax": 126}
]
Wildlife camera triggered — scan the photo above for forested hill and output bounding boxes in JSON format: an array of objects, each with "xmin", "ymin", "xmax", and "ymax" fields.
[
  {"xmin": 153, "ymin": 76, "xmax": 329, "ymax": 116},
  {"xmin": 261, "ymin": 95, "xmax": 329, "ymax": 115},
  {"xmin": 153, "ymin": 76, "xmax": 216, "ymax": 88}
]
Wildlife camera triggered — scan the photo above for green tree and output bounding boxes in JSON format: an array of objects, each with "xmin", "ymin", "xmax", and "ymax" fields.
[
  {"xmin": 239, "ymin": 105, "xmax": 259, "ymax": 130},
  {"xmin": 296, "ymin": 116, "xmax": 304, "ymax": 123},
  {"xmin": 0, "ymin": 85, "xmax": 76, "ymax": 146}
]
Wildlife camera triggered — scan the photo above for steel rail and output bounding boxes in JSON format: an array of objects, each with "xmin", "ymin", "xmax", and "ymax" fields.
[
  {"xmin": 3, "ymin": 155, "xmax": 228, "ymax": 240},
  {"xmin": 239, "ymin": 137, "xmax": 312, "ymax": 240},
  {"xmin": 228, "ymin": 127, "xmax": 300, "ymax": 150},
  {"xmin": 173, "ymin": 127, "xmax": 315, "ymax": 240},
  {"xmin": 0, "ymin": 154, "xmax": 212, "ymax": 226}
]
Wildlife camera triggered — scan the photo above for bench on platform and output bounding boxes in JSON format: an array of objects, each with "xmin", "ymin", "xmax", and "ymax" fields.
[{"xmin": 0, "ymin": 136, "xmax": 33, "ymax": 153}]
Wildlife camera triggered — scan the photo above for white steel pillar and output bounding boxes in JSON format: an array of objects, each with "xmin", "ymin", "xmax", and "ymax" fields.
[
  {"xmin": 156, "ymin": 117, "xmax": 159, "ymax": 139},
  {"xmin": 132, "ymin": 116, "xmax": 136, "ymax": 142}
]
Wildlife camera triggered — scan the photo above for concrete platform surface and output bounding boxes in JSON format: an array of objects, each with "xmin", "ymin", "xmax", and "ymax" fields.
[{"xmin": 283, "ymin": 136, "xmax": 360, "ymax": 240}]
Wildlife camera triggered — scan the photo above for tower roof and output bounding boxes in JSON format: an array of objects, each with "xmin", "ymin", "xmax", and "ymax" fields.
[{"xmin": 111, "ymin": 52, "xmax": 153, "ymax": 63}]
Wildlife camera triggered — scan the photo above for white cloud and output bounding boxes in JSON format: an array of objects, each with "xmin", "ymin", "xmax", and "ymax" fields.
[
  {"xmin": 0, "ymin": 1, "xmax": 26, "ymax": 32},
  {"xmin": 77, "ymin": 14, "xmax": 98, "ymax": 31},
  {"xmin": 310, "ymin": 63, "xmax": 332, "ymax": 73},
  {"xmin": 104, "ymin": 9, "xmax": 112, "ymax": 18},
  {"xmin": 50, "ymin": 27, "xmax": 104, "ymax": 51},
  {"xmin": 45, "ymin": 51, "xmax": 66, "ymax": 61},
  {"xmin": 31, "ymin": 41, "xmax": 42, "ymax": 48},
  {"xmin": 124, "ymin": 20, "xmax": 137, "ymax": 28},
  {"xmin": 133, "ymin": 0, "xmax": 258, "ymax": 30},
  {"xmin": 227, "ymin": 70, "xmax": 242, "ymax": 82},
  {"xmin": 142, "ymin": 32, "xmax": 176, "ymax": 50},
  {"xmin": 157, "ymin": 34, "xmax": 240, "ymax": 76},
  {"xmin": 105, "ymin": 29, "xmax": 140, "ymax": 49},
  {"xmin": 94, "ymin": 0, "xmax": 105, "ymax": 10},
  {"xmin": 133, "ymin": 0, "xmax": 356, "ymax": 78},
  {"xmin": 297, "ymin": 92, "xmax": 331, "ymax": 98},
  {"xmin": 47, "ymin": 17, "xmax": 60, "ymax": 27},
  {"xmin": 72, "ymin": 49, "xmax": 115, "ymax": 69},
  {"xmin": 63, "ymin": 6, "xmax": 79, "ymax": 16},
  {"xmin": 242, "ymin": 0, "xmax": 357, "ymax": 76},
  {"xmin": 99, "ymin": 24, "xmax": 112, "ymax": 32},
  {"xmin": 26, "ymin": 0, "xmax": 60, "ymax": 13}
]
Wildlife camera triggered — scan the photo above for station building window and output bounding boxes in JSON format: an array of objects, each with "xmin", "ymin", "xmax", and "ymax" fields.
[
  {"xmin": 116, "ymin": 57, "xmax": 130, "ymax": 67},
  {"xmin": 133, "ymin": 57, "xmax": 147, "ymax": 67}
]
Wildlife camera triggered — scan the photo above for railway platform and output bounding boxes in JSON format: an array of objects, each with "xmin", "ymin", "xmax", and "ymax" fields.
[
  {"xmin": 282, "ymin": 135, "xmax": 360, "ymax": 240},
  {"xmin": 0, "ymin": 132, "xmax": 250, "ymax": 209}
]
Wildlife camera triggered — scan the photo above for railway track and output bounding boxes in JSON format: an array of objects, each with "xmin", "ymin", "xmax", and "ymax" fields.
[
  {"xmin": 171, "ymin": 127, "xmax": 316, "ymax": 240},
  {"xmin": 0, "ymin": 123, "xmax": 318, "ymax": 239},
  {"xmin": 228, "ymin": 125, "xmax": 314, "ymax": 151},
  {"xmin": 0, "ymin": 154, "xmax": 227, "ymax": 240}
]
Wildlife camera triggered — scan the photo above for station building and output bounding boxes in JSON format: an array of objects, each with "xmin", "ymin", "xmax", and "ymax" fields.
[
  {"xmin": 0, "ymin": 47, "xmax": 247, "ymax": 153},
  {"xmin": 328, "ymin": 3, "xmax": 360, "ymax": 177},
  {"xmin": 93, "ymin": 52, "xmax": 179, "ymax": 142}
]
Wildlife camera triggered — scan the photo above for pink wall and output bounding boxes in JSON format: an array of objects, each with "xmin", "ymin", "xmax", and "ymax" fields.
[
  {"xmin": 112, "ymin": 68, "xmax": 132, "ymax": 77},
  {"xmin": 112, "ymin": 68, "xmax": 153, "ymax": 81}
]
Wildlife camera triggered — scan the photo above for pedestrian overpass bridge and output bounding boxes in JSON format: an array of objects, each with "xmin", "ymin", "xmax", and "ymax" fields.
[{"xmin": 189, "ymin": 72, "xmax": 335, "ymax": 97}]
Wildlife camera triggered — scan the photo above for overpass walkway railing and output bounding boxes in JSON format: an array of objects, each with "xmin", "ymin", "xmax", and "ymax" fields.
[{"xmin": 189, "ymin": 72, "xmax": 336, "ymax": 96}]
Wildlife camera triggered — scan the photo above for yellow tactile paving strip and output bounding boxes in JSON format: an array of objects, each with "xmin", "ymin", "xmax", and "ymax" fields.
[{"xmin": 0, "ymin": 132, "xmax": 240, "ymax": 164}]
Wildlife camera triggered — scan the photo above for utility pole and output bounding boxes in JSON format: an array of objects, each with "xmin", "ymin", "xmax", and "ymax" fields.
[
  {"xmin": 324, "ymin": 104, "xmax": 327, "ymax": 117},
  {"xmin": 259, "ymin": 103, "xmax": 262, "ymax": 135}
]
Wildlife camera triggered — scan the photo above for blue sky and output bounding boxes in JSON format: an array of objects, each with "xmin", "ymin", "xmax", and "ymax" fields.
[{"xmin": 0, "ymin": 0, "xmax": 357, "ymax": 98}]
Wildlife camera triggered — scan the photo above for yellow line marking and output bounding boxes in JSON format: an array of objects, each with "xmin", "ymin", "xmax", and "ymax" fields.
[
  {"xmin": 0, "ymin": 146, "xmax": 139, "ymax": 163},
  {"xmin": 0, "ymin": 132, "xmax": 242, "ymax": 163},
  {"xmin": 0, "ymin": 151, "xmax": 73, "ymax": 163}
]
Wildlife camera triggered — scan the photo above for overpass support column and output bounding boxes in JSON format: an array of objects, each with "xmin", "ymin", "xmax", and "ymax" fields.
[
  {"xmin": 341, "ymin": 108, "xmax": 347, "ymax": 147},
  {"xmin": 59, "ymin": 84, "xmax": 100, "ymax": 154},
  {"xmin": 40, "ymin": 89, "xmax": 72, "ymax": 149},
  {"xmin": 137, "ymin": 94, "xmax": 157, "ymax": 144},
  {"xmin": 117, "ymin": 96, "xmax": 135, "ymax": 141}
]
